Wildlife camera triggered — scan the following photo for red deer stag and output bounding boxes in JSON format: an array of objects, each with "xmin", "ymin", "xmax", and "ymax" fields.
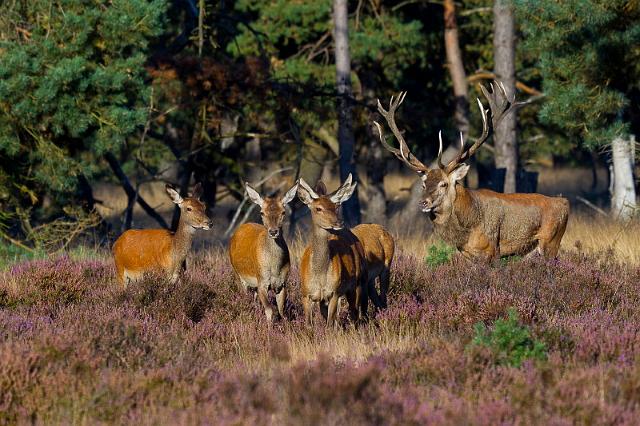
[
  {"xmin": 228, "ymin": 182, "xmax": 298, "ymax": 322},
  {"xmin": 374, "ymin": 82, "xmax": 569, "ymax": 260},
  {"xmin": 113, "ymin": 183, "xmax": 212, "ymax": 287},
  {"xmin": 298, "ymin": 174, "xmax": 368, "ymax": 326}
]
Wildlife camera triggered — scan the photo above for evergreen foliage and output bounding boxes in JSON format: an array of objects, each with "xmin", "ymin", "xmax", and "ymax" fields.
[
  {"xmin": 425, "ymin": 242, "xmax": 456, "ymax": 269},
  {"xmin": 0, "ymin": 0, "xmax": 165, "ymax": 210},
  {"xmin": 470, "ymin": 307, "xmax": 547, "ymax": 367},
  {"xmin": 515, "ymin": 0, "xmax": 640, "ymax": 148}
]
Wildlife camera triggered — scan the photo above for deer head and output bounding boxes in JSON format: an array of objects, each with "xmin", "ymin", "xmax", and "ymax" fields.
[
  {"xmin": 245, "ymin": 182, "xmax": 298, "ymax": 239},
  {"xmin": 297, "ymin": 174, "xmax": 357, "ymax": 231},
  {"xmin": 374, "ymin": 81, "xmax": 524, "ymax": 219},
  {"xmin": 166, "ymin": 183, "xmax": 213, "ymax": 230}
]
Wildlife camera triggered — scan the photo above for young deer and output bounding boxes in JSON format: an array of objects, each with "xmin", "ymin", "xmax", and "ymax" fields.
[
  {"xmin": 351, "ymin": 223, "xmax": 395, "ymax": 309},
  {"xmin": 375, "ymin": 82, "xmax": 569, "ymax": 261},
  {"xmin": 112, "ymin": 183, "xmax": 212, "ymax": 287},
  {"xmin": 228, "ymin": 182, "xmax": 298, "ymax": 322},
  {"xmin": 314, "ymin": 181, "xmax": 395, "ymax": 310},
  {"xmin": 298, "ymin": 174, "xmax": 368, "ymax": 327}
]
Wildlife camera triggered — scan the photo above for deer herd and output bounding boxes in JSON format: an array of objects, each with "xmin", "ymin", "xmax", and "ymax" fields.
[{"xmin": 113, "ymin": 82, "xmax": 570, "ymax": 327}]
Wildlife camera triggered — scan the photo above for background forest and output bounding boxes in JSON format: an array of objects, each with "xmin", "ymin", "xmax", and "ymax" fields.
[
  {"xmin": 4, "ymin": 2, "xmax": 640, "ymax": 424},
  {"xmin": 0, "ymin": 0, "xmax": 639, "ymax": 252}
]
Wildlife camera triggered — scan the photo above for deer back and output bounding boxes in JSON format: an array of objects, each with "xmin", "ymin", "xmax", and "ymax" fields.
[
  {"xmin": 351, "ymin": 223, "xmax": 395, "ymax": 275},
  {"xmin": 113, "ymin": 229, "xmax": 175, "ymax": 274}
]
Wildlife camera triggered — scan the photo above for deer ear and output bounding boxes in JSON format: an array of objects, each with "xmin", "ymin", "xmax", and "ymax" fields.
[
  {"xmin": 245, "ymin": 183, "xmax": 264, "ymax": 207},
  {"xmin": 166, "ymin": 185, "xmax": 183, "ymax": 205},
  {"xmin": 330, "ymin": 174, "xmax": 357, "ymax": 204},
  {"xmin": 314, "ymin": 181, "xmax": 327, "ymax": 195},
  {"xmin": 191, "ymin": 182, "xmax": 203, "ymax": 200},
  {"xmin": 297, "ymin": 178, "xmax": 318, "ymax": 205},
  {"xmin": 282, "ymin": 182, "xmax": 298, "ymax": 205},
  {"xmin": 450, "ymin": 164, "xmax": 470, "ymax": 182}
]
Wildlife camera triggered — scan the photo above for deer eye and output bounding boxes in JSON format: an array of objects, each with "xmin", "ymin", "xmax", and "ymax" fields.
[
  {"xmin": 187, "ymin": 207, "xmax": 193, "ymax": 212},
  {"xmin": 439, "ymin": 181, "xmax": 448, "ymax": 188},
  {"xmin": 315, "ymin": 207, "xmax": 322, "ymax": 212}
]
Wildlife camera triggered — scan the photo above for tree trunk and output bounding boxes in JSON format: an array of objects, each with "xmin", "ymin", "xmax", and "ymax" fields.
[
  {"xmin": 493, "ymin": 0, "xmax": 518, "ymax": 193},
  {"xmin": 443, "ymin": 0, "xmax": 479, "ymax": 188},
  {"xmin": 333, "ymin": 0, "xmax": 361, "ymax": 226},
  {"xmin": 444, "ymin": 0, "xmax": 469, "ymax": 139},
  {"xmin": 363, "ymin": 119, "xmax": 387, "ymax": 224},
  {"xmin": 611, "ymin": 135, "xmax": 637, "ymax": 220},
  {"xmin": 288, "ymin": 139, "xmax": 332, "ymax": 235},
  {"xmin": 104, "ymin": 152, "xmax": 169, "ymax": 230}
]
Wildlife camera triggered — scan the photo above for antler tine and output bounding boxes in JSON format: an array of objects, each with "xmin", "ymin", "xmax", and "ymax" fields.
[
  {"xmin": 442, "ymin": 131, "xmax": 469, "ymax": 173},
  {"xmin": 375, "ymin": 92, "xmax": 429, "ymax": 173},
  {"xmin": 437, "ymin": 131, "xmax": 445, "ymax": 170},
  {"xmin": 444, "ymin": 81, "xmax": 516, "ymax": 169}
]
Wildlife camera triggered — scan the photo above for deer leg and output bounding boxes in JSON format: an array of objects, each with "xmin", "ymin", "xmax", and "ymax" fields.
[
  {"xmin": 356, "ymin": 281, "xmax": 368, "ymax": 323},
  {"xmin": 319, "ymin": 300, "xmax": 329, "ymax": 323},
  {"xmin": 524, "ymin": 245, "xmax": 543, "ymax": 260},
  {"xmin": 367, "ymin": 277, "xmax": 384, "ymax": 311},
  {"xmin": 379, "ymin": 268, "xmax": 391, "ymax": 309},
  {"xmin": 327, "ymin": 294, "xmax": 340, "ymax": 328},
  {"xmin": 257, "ymin": 284, "xmax": 273, "ymax": 323},
  {"xmin": 275, "ymin": 286, "xmax": 287, "ymax": 320},
  {"xmin": 303, "ymin": 297, "xmax": 313, "ymax": 325},
  {"xmin": 346, "ymin": 290, "xmax": 359, "ymax": 323}
]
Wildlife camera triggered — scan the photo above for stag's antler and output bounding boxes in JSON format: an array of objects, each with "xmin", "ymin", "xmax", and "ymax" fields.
[
  {"xmin": 374, "ymin": 92, "xmax": 429, "ymax": 173},
  {"xmin": 442, "ymin": 81, "xmax": 527, "ymax": 173},
  {"xmin": 376, "ymin": 81, "xmax": 526, "ymax": 175}
]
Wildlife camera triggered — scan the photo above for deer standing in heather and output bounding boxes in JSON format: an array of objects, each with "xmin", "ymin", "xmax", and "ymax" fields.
[
  {"xmin": 313, "ymin": 181, "xmax": 395, "ymax": 310},
  {"xmin": 298, "ymin": 175, "xmax": 368, "ymax": 326},
  {"xmin": 352, "ymin": 223, "xmax": 395, "ymax": 309},
  {"xmin": 228, "ymin": 182, "xmax": 298, "ymax": 322},
  {"xmin": 375, "ymin": 82, "xmax": 569, "ymax": 260},
  {"xmin": 112, "ymin": 183, "xmax": 212, "ymax": 287}
]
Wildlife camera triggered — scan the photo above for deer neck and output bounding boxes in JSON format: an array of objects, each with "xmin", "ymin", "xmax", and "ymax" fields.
[
  {"xmin": 309, "ymin": 225, "xmax": 333, "ymax": 269},
  {"xmin": 452, "ymin": 185, "xmax": 477, "ymax": 225},
  {"xmin": 172, "ymin": 219, "xmax": 196, "ymax": 263},
  {"xmin": 433, "ymin": 185, "xmax": 480, "ymax": 247},
  {"xmin": 263, "ymin": 232, "xmax": 288, "ymax": 262}
]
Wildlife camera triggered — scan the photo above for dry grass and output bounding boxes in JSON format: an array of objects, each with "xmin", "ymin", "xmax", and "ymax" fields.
[
  {"xmin": 562, "ymin": 214, "xmax": 640, "ymax": 265},
  {"xmin": 92, "ymin": 167, "xmax": 638, "ymax": 267}
]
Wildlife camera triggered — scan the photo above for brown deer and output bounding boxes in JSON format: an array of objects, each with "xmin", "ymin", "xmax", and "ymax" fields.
[
  {"xmin": 228, "ymin": 182, "xmax": 298, "ymax": 322},
  {"xmin": 313, "ymin": 180, "xmax": 395, "ymax": 310},
  {"xmin": 112, "ymin": 183, "xmax": 212, "ymax": 287},
  {"xmin": 298, "ymin": 174, "xmax": 368, "ymax": 326},
  {"xmin": 351, "ymin": 223, "xmax": 395, "ymax": 309},
  {"xmin": 375, "ymin": 82, "xmax": 569, "ymax": 261}
]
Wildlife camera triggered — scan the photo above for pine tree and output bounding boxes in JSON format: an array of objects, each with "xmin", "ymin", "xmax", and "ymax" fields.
[
  {"xmin": 0, "ymin": 0, "xmax": 166, "ymax": 219},
  {"xmin": 515, "ymin": 0, "xmax": 640, "ymax": 217}
]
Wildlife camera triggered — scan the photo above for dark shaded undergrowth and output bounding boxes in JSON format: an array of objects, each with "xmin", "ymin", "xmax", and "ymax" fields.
[{"xmin": 1, "ymin": 249, "xmax": 640, "ymax": 424}]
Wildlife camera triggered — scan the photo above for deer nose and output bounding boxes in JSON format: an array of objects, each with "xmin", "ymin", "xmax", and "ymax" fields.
[
  {"xmin": 207, "ymin": 220, "xmax": 214, "ymax": 228},
  {"xmin": 420, "ymin": 199, "xmax": 433, "ymax": 212},
  {"xmin": 268, "ymin": 229, "xmax": 279, "ymax": 238}
]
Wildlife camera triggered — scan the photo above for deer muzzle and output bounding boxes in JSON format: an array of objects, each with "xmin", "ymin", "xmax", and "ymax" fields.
[{"xmin": 419, "ymin": 198, "xmax": 434, "ymax": 213}]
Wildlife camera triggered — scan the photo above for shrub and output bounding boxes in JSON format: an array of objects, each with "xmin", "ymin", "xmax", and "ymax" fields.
[
  {"xmin": 0, "ymin": 257, "xmax": 88, "ymax": 308},
  {"xmin": 469, "ymin": 308, "xmax": 547, "ymax": 367},
  {"xmin": 425, "ymin": 242, "xmax": 456, "ymax": 269},
  {"xmin": 120, "ymin": 272, "xmax": 216, "ymax": 324}
]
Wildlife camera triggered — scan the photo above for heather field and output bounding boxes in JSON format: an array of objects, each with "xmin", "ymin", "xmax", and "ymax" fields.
[{"xmin": 2, "ymin": 233, "xmax": 640, "ymax": 425}]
